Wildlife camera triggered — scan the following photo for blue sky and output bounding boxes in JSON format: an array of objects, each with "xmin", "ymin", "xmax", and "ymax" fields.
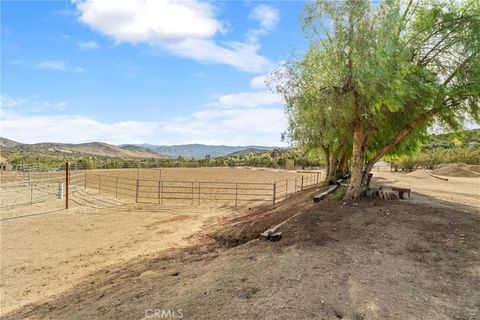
[{"xmin": 1, "ymin": 0, "xmax": 307, "ymax": 146}]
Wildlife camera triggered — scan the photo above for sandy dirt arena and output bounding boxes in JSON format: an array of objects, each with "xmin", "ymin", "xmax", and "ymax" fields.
[
  {"xmin": 0, "ymin": 199, "xmax": 244, "ymax": 315},
  {"xmin": 0, "ymin": 167, "xmax": 311, "ymax": 315}
]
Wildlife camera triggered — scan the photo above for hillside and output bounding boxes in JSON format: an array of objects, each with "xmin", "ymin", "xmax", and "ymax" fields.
[
  {"xmin": 225, "ymin": 147, "xmax": 276, "ymax": 157},
  {"xmin": 136, "ymin": 144, "xmax": 275, "ymax": 159},
  {"xmin": 0, "ymin": 140, "xmax": 167, "ymax": 159},
  {"xmin": 0, "ymin": 138, "xmax": 277, "ymax": 163},
  {"xmin": 0, "ymin": 137, "xmax": 21, "ymax": 147}
]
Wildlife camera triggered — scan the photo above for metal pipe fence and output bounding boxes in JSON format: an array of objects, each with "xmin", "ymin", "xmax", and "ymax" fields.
[
  {"xmin": 0, "ymin": 173, "xmax": 85, "ymax": 209},
  {"xmin": 84, "ymin": 171, "xmax": 324, "ymax": 206},
  {"xmin": 0, "ymin": 167, "xmax": 325, "ymax": 210}
]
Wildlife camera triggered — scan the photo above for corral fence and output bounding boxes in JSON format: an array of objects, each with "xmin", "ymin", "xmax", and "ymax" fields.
[
  {"xmin": 1, "ymin": 162, "xmax": 325, "ymax": 210},
  {"xmin": 84, "ymin": 171, "xmax": 324, "ymax": 206},
  {"xmin": 0, "ymin": 172, "xmax": 84, "ymax": 209}
]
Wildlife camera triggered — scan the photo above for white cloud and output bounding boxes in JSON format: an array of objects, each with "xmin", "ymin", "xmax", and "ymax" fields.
[
  {"xmin": 208, "ymin": 72, "xmax": 281, "ymax": 108},
  {"xmin": 166, "ymin": 39, "xmax": 270, "ymax": 73},
  {"xmin": 76, "ymin": 0, "xmax": 221, "ymax": 42},
  {"xmin": 0, "ymin": 95, "xmax": 69, "ymax": 115},
  {"xmin": 34, "ymin": 60, "xmax": 84, "ymax": 72},
  {"xmin": 0, "ymin": 113, "xmax": 157, "ymax": 145},
  {"xmin": 247, "ymin": 5, "xmax": 279, "ymax": 43},
  {"xmin": 214, "ymin": 91, "xmax": 281, "ymax": 108},
  {"xmin": 1, "ymin": 94, "xmax": 286, "ymax": 146},
  {"xmin": 250, "ymin": 5, "xmax": 279, "ymax": 31},
  {"xmin": 0, "ymin": 95, "xmax": 27, "ymax": 108},
  {"xmin": 250, "ymin": 74, "xmax": 268, "ymax": 89},
  {"xmin": 73, "ymin": 0, "xmax": 274, "ymax": 72},
  {"xmin": 78, "ymin": 40, "xmax": 99, "ymax": 49}
]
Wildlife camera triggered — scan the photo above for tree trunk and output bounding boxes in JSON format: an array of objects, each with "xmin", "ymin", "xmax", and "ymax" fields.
[
  {"xmin": 338, "ymin": 153, "xmax": 349, "ymax": 178},
  {"xmin": 326, "ymin": 153, "xmax": 339, "ymax": 185},
  {"xmin": 344, "ymin": 116, "xmax": 366, "ymax": 200},
  {"xmin": 323, "ymin": 147, "xmax": 332, "ymax": 186}
]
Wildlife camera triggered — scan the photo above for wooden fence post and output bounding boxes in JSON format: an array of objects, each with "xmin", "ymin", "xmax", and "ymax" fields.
[
  {"xmin": 295, "ymin": 177, "xmax": 297, "ymax": 193},
  {"xmin": 273, "ymin": 182, "xmax": 276, "ymax": 205},
  {"xmin": 135, "ymin": 179, "xmax": 139, "ymax": 203},
  {"xmin": 65, "ymin": 161, "xmax": 69, "ymax": 209},
  {"xmin": 84, "ymin": 173, "xmax": 87, "ymax": 190},
  {"xmin": 115, "ymin": 177, "xmax": 118, "ymax": 199},
  {"xmin": 29, "ymin": 171, "xmax": 33, "ymax": 205},
  {"xmin": 98, "ymin": 174, "xmax": 101, "ymax": 195}
]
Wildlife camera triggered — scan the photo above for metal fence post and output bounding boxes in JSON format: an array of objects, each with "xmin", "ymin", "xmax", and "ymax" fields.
[
  {"xmin": 301, "ymin": 176, "xmax": 304, "ymax": 190},
  {"xmin": 191, "ymin": 182, "xmax": 194, "ymax": 205},
  {"xmin": 115, "ymin": 177, "xmax": 118, "ymax": 199},
  {"xmin": 198, "ymin": 182, "xmax": 201, "ymax": 205},
  {"xmin": 160, "ymin": 181, "xmax": 164, "ymax": 205},
  {"xmin": 84, "ymin": 173, "xmax": 87, "ymax": 190},
  {"xmin": 273, "ymin": 182, "xmax": 276, "ymax": 205},
  {"xmin": 98, "ymin": 174, "xmax": 101, "ymax": 195},
  {"xmin": 158, "ymin": 180, "xmax": 161, "ymax": 203},
  {"xmin": 295, "ymin": 177, "xmax": 297, "ymax": 193}
]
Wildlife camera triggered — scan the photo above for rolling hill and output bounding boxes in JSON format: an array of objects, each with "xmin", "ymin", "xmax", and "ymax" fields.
[
  {"xmin": 0, "ymin": 137, "xmax": 21, "ymax": 147},
  {"xmin": 135, "ymin": 144, "xmax": 275, "ymax": 159},
  {"xmin": 0, "ymin": 139, "xmax": 168, "ymax": 159},
  {"xmin": 0, "ymin": 138, "xmax": 276, "ymax": 160}
]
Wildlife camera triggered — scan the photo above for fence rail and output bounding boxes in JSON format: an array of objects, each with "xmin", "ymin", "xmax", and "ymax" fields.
[
  {"xmin": 84, "ymin": 171, "xmax": 324, "ymax": 206},
  {"xmin": 0, "ymin": 173, "xmax": 85, "ymax": 209},
  {"xmin": 1, "ymin": 166, "xmax": 324, "ymax": 210}
]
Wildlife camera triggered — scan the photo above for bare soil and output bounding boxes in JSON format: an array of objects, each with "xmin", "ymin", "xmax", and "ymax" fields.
[
  {"xmin": 1, "ymin": 170, "xmax": 479, "ymax": 320},
  {"xmin": 431, "ymin": 163, "xmax": 480, "ymax": 178},
  {"xmin": 0, "ymin": 167, "xmax": 313, "ymax": 315},
  {"xmin": 373, "ymin": 169, "xmax": 479, "ymax": 210}
]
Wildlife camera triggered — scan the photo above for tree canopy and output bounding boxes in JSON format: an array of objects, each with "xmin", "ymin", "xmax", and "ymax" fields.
[{"xmin": 272, "ymin": 0, "xmax": 480, "ymax": 199}]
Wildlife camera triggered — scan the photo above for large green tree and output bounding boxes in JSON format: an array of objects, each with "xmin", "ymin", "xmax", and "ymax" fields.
[{"xmin": 275, "ymin": 0, "xmax": 480, "ymax": 199}]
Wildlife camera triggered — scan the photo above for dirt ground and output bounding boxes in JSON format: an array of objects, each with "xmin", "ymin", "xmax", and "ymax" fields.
[
  {"xmin": 0, "ymin": 194, "xmax": 246, "ymax": 315},
  {"xmin": 1, "ymin": 170, "xmax": 479, "ymax": 319},
  {"xmin": 1, "ymin": 167, "xmax": 313, "ymax": 315},
  {"xmin": 373, "ymin": 170, "xmax": 479, "ymax": 210}
]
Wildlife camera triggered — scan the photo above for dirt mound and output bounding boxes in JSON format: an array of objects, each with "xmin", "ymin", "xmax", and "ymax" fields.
[
  {"xmin": 405, "ymin": 170, "xmax": 432, "ymax": 179},
  {"xmin": 210, "ymin": 186, "xmax": 325, "ymax": 247},
  {"xmin": 431, "ymin": 163, "xmax": 480, "ymax": 178}
]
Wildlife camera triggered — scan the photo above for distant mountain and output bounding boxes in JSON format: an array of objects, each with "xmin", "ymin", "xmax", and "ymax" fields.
[
  {"xmin": 134, "ymin": 144, "xmax": 275, "ymax": 159},
  {"xmin": 0, "ymin": 137, "xmax": 277, "ymax": 160},
  {"xmin": 0, "ymin": 137, "xmax": 21, "ymax": 147}
]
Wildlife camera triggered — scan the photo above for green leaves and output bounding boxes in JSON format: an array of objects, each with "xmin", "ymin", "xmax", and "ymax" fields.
[{"xmin": 273, "ymin": 0, "xmax": 479, "ymax": 174}]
